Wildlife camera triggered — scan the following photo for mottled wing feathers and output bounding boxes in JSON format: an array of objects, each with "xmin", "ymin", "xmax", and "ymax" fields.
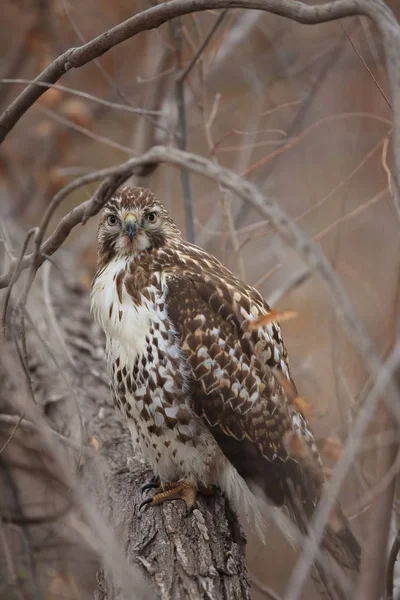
[
  {"xmin": 164, "ymin": 262, "xmax": 322, "ymax": 508},
  {"xmin": 166, "ymin": 274, "xmax": 286, "ymax": 449}
]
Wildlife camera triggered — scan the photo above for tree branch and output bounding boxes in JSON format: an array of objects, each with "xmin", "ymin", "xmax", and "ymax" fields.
[
  {"xmin": 354, "ymin": 415, "xmax": 398, "ymax": 600},
  {"xmin": 386, "ymin": 527, "xmax": 400, "ymax": 600},
  {"xmin": 285, "ymin": 343, "xmax": 400, "ymax": 600},
  {"xmin": 172, "ymin": 17, "xmax": 195, "ymax": 242},
  {"xmin": 0, "ymin": 1, "xmax": 398, "ymax": 160},
  {"xmin": 177, "ymin": 9, "xmax": 228, "ymax": 83}
]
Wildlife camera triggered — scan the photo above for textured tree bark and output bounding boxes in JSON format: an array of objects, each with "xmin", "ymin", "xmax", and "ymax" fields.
[{"xmin": 0, "ymin": 253, "xmax": 251, "ymax": 600}]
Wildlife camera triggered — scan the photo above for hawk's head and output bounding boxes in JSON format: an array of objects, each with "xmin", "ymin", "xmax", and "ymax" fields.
[{"xmin": 96, "ymin": 187, "xmax": 181, "ymax": 266}]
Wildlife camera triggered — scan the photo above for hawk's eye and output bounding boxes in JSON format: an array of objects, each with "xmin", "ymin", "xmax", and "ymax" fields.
[
  {"xmin": 107, "ymin": 214, "xmax": 118, "ymax": 227},
  {"xmin": 146, "ymin": 212, "xmax": 158, "ymax": 224}
]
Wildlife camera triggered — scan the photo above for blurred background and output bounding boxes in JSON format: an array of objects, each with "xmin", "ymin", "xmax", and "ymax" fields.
[{"xmin": 0, "ymin": 0, "xmax": 399, "ymax": 598}]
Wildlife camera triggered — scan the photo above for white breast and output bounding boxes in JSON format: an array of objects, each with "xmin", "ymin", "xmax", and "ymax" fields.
[{"xmin": 90, "ymin": 257, "xmax": 167, "ymax": 365}]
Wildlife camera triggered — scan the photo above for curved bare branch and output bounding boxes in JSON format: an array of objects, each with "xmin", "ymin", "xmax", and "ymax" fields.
[{"xmin": 0, "ymin": 1, "xmax": 398, "ymax": 161}]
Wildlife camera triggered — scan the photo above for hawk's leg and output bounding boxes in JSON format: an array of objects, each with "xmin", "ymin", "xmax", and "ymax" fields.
[{"xmin": 139, "ymin": 481, "xmax": 213, "ymax": 514}]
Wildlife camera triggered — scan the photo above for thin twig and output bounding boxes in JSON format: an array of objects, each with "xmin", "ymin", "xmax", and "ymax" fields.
[
  {"xmin": 0, "ymin": 13, "xmax": 38, "ymax": 109},
  {"xmin": 23, "ymin": 308, "xmax": 85, "ymax": 470},
  {"xmin": 340, "ymin": 20, "xmax": 392, "ymax": 110},
  {"xmin": 285, "ymin": 343, "xmax": 400, "ymax": 600},
  {"xmin": 178, "ymin": 9, "xmax": 228, "ymax": 82},
  {"xmin": 0, "ymin": 219, "xmax": 14, "ymax": 261},
  {"xmin": 354, "ymin": 408, "xmax": 398, "ymax": 600},
  {"xmin": 1, "ymin": 228, "xmax": 38, "ymax": 333},
  {"xmin": 0, "ymin": 79, "xmax": 163, "ymax": 116},
  {"xmin": 250, "ymin": 574, "xmax": 283, "ymax": 600},
  {"xmin": 0, "ymin": 414, "xmax": 86, "ymax": 453},
  {"xmin": 36, "ymin": 105, "xmax": 135, "ymax": 156},
  {"xmin": 0, "ymin": 413, "xmax": 24, "ymax": 456},
  {"xmin": 345, "ymin": 444, "xmax": 400, "ymax": 518},
  {"xmin": 130, "ymin": 40, "xmax": 172, "ymax": 185},
  {"xmin": 252, "ymin": 183, "xmax": 390, "ymax": 290},
  {"xmin": 386, "ymin": 528, "xmax": 400, "ymax": 600},
  {"xmin": 172, "ymin": 17, "xmax": 195, "ymax": 242},
  {"xmin": 266, "ymin": 270, "xmax": 311, "ymax": 307},
  {"xmin": 12, "ymin": 307, "xmax": 36, "ymax": 405},
  {"xmin": 42, "ymin": 261, "xmax": 75, "ymax": 367},
  {"xmin": 260, "ymin": 100, "xmax": 302, "ymax": 116},
  {"xmin": 383, "ymin": 133, "xmax": 394, "ymax": 198},
  {"xmin": 242, "ymin": 112, "xmax": 392, "ymax": 177},
  {"xmin": 58, "ymin": 0, "xmax": 164, "ymax": 135},
  {"xmin": 0, "ymin": 519, "xmax": 24, "ymax": 600}
]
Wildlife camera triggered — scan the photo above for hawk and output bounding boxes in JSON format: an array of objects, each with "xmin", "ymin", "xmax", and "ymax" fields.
[{"xmin": 91, "ymin": 186, "xmax": 359, "ymax": 568}]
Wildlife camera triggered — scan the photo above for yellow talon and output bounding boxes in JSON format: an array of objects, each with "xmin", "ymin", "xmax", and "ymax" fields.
[{"xmin": 139, "ymin": 480, "xmax": 213, "ymax": 512}]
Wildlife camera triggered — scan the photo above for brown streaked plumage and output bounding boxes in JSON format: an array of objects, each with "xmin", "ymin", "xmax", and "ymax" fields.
[{"xmin": 90, "ymin": 186, "xmax": 360, "ymax": 569}]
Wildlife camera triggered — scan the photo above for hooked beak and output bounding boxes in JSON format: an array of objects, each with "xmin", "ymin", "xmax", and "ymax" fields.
[{"xmin": 124, "ymin": 214, "xmax": 137, "ymax": 242}]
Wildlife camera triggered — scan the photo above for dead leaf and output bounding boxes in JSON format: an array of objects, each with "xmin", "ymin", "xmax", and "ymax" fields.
[
  {"xmin": 90, "ymin": 436, "xmax": 100, "ymax": 451},
  {"xmin": 47, "ymin": 573, "xmax": 80, "ymax": 600},
  {"xmin": 34, "ymin": 120, "xmax": 55, "ymax": 138},
  {"xmin": 292, "ymin": 396, "xmax": 313, "ymax": 419},
  {"xmin": 249, "ymin": 309, "xmax": 297, "ymax": 331},
  {"xmin": 38, "ymin": 86, "xmax": 63, "ymax": 108},
  {"xmin": 283, "ymin": 431, "xmax": 310, "ymax": 459},
  {"xmin": 272, "ymin": 369, "xmax": 297, "ymax": 399},
  {"xmin": 61, "ymin": 99, "xmax": 92, "ymax": 129},
  {"xmin": 47, "ymin": 168, "xmax": 66, "ymax": 195},
  {"xmin": 318, "ymin": 437, "xmax": 343, "ymax": 462}
]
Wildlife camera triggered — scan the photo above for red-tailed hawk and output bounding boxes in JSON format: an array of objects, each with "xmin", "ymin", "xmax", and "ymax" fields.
[{"xmin": 90, "ymin": 186, "xmax": 359, "ymax": 569}]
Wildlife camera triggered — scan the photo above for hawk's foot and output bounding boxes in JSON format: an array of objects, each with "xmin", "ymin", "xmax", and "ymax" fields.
[
  {"xmin": 139, "ymin": 480, "xmax": 213, "ymax": 514},
  {"xmin": 141, "ymin": 474, "xmax": 160, "ymax": 493}
]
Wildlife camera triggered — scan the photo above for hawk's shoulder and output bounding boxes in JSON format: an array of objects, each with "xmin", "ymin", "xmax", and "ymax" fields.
[{"xmin": 160, "ymin": 240, "xmax": 290, "ymax": 380}]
